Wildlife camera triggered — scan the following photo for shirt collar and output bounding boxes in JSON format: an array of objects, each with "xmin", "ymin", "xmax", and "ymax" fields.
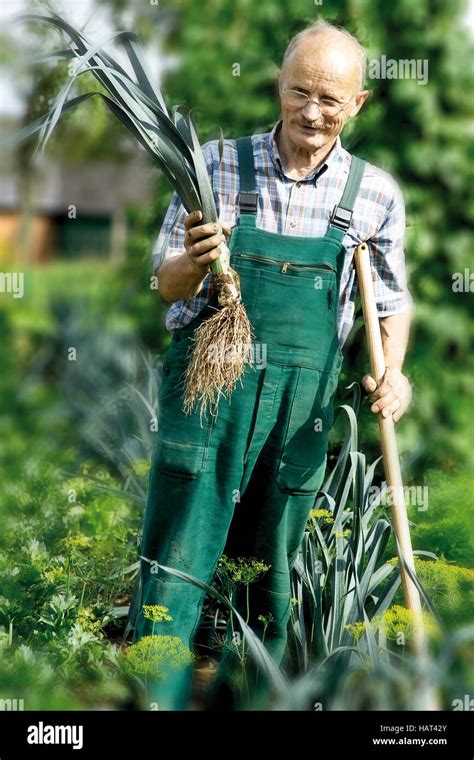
[{"xmin": 267, "ymin": 119, "xmax": 344, "ymax": 183}]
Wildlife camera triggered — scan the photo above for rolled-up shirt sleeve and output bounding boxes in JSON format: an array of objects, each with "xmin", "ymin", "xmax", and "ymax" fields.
[
  {"xmin": 369, "ymin": 180, "xmax": 413, "ymax": 317},
  {"xmin": 151, "ymin": 189, "xmax": 183, "ymax": 274},
  {"xmin": 151, "ymin": 141, "xmax": 217, "ymax": 300}
]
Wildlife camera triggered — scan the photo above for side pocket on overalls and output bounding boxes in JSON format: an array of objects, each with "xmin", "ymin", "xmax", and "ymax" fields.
[
  {"xmin": 276, "ymin": 367, "xmax": 338, "ymax": 494},
  {"xmin": 153, "ymin": 345, "xmax": 215, "ymax": 479}
]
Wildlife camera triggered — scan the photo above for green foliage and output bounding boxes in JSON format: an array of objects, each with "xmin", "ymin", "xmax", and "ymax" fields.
[
  {"xmin": 123, "ymin": 199, "xmax": 174, "ymax": 354},
  {"xmin": 218, "ymin": 555, "xmax": 271, "ymax": 586},
  {"xmin": 120, "ymin": 635, "xmax": 195, "ymax": 681},
  {"xmin": 414, "ymin": 558, "xmax": 474, "ymax": 627},
  {"xmin": 0, "ymin": 458, "xmax": 139, "ymax": 638},
  {"xmin": 344, "ymin": 604, "xmax": 439, "ymax": 645},
  {"xmin": 0, "ymin": 458, "xmax": 140, "ymax": 707},
  {"xmin": 410, "ymin": 469, "xmax": 474, "ymax": 567}
]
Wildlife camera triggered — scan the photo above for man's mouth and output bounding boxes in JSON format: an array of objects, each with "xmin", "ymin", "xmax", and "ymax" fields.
[{"xmin": 298, "ymin": 124, "xmax": 322, "ymax": 133}]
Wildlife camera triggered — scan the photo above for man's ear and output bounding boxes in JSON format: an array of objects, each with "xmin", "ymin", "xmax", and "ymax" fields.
[{"xmin": 350, "ymin": 89, "xmax": 370, "ymax": 117}]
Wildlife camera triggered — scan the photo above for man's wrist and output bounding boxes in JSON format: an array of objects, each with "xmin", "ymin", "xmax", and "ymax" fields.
[
  {"xmin": 384, "ymin": 361, "xmax": 404, "ymax": 372},
  {"xmin": 382, "ymin": 344, "xmax": 405, "ymax": 372},
  {"xmin": 183, "ymin": 251, "xmax": 208, "ymax": 297}
]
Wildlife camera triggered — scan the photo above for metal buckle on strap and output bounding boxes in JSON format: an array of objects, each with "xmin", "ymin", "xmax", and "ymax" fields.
[
  {"xmin": 238, "ymin": 191, "xmax": 258, "ymax": 214},
  {"xmin": 330, "ymin": 205, "xmax": 352, "ymax": 232}
]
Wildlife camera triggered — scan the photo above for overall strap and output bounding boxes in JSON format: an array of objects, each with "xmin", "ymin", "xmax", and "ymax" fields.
[
  {"xmin": 326, "ymin": 155, "xmax": 366, "ymax": 242},
  {"xmin": 236, "ymin": 136, "xmax": 258, "ymax": 226},
  {"xmin": 235, "ymin": 136, "xmax": 365, "ymax": 239}
]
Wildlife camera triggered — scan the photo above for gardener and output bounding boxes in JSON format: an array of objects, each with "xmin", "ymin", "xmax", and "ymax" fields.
[{"xmin": 130, "ymin": 20, "xmax": 413, "ymax": 710}]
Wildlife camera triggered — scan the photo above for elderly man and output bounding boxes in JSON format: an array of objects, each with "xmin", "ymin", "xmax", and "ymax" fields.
[{"xmin": 131, "ymin": 21, "xmax": 413, "ymax": 710}]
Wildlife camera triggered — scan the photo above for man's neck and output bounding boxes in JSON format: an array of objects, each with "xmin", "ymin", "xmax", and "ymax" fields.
[{"xmin": 276, "ymin": 123, "xmax": 337, "ymax": 179}]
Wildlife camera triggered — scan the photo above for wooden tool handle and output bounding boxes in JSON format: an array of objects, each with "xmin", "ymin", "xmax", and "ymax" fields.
[{"xmin": 354, "ymin": 243, "xmax": 425, "ymax": 648}]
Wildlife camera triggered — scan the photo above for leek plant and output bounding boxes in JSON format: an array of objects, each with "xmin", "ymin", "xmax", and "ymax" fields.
[
  {"xmin": 283, "ymin": 384, "xmax": 441, "ymax": 708},
  {"xmin": 6, "ymin": 11, "xmax": 253, "ymax": 419},
  {"xmin": 289, "ymin": 384, "xmax": 406, "ymax": 667}
]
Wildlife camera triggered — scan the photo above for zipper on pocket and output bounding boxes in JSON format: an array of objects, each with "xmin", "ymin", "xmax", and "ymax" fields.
[
  {"xmin": 328, "ymin": 289, "xmax": 333, "ymax": 309},
  {"xmin": 283, "ymin": 261, "xmax": 333, "ymax": 273},
  {"xmin": 237, "ymin": 252, "xmax": 334, "ymax": 273}
]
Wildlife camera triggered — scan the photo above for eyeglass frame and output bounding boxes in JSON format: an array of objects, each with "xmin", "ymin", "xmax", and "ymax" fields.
[{"xmin": 281, "ymin": 86, "xmax": 357, "ymax": 117}]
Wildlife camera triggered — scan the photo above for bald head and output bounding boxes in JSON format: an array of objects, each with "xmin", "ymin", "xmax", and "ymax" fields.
[{"xmin": 281, "ymin": 22, "xmax": 366, "ymax": 91}]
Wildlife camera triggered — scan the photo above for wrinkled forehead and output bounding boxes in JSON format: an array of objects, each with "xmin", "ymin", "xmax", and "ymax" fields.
[{"xmin": 282, "ymin": 38, "xmax": 362, "ymax": 93}]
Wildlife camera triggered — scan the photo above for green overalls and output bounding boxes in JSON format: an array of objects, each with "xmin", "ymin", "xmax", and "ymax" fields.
[{"xmin": 131, "ymin": 136, "xmax": 365, "ymax": 710}]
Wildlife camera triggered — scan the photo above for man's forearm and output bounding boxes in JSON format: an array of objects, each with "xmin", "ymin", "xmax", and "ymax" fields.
[
  {"xmin": 156, "ymin": 253, "xmax": 208, "ymax": 302},
  {"xmin": 379, "ymin": 308, "xmax": 412, "ymax": 371}
]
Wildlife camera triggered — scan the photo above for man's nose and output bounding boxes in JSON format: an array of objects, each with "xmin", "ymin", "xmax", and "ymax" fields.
[{"xmin": 301, "ymin": 100, "xmax": 322, "ymax": 120}]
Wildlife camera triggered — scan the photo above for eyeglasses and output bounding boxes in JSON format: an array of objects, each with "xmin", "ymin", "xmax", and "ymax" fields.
[{"xmin": 282, "ymin": 87, "xmax": 355, "ymax": 117}]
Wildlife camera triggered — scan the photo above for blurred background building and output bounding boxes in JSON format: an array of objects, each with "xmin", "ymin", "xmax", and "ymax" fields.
[{"xmin": 0, "ymin": 140, "xmax": 154, "ymax": 263}]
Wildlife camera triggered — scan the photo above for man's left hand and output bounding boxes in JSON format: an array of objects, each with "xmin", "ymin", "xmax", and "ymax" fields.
[{"xmin": 361, "ymin": 367, "xmax": 412, "ymax": 422}]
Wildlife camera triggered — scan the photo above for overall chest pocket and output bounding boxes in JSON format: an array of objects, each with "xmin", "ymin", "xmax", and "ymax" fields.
[
  {"xmin": 276, "ymin": 366, "xmax": 339, "ymax": 494},
  {"xmin": 153, "ymin": 346, "xmax": 215, "ymax": 478},
  {"xmin": 251, "ymin": 268, "xmax": 338, "ymax": 351}
]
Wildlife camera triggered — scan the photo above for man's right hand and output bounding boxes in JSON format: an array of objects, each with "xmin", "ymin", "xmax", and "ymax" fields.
[
  {"xmin": 184, "ymin": 211, "xmax": 230, "ymax": 273},
  {"xmin": 156, "ymin": 212, "xmax": 232, "ymax": 303}
]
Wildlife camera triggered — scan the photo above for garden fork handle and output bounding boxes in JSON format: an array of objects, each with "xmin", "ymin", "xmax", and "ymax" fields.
[{"xmin": 354, "ymin": 243, "xmax": 426, "ymax": 652}]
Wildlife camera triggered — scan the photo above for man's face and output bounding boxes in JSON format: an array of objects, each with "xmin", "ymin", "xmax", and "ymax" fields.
[{"xmin": 277, "ymin": 36, "xmax": 368, "ymax": 152}]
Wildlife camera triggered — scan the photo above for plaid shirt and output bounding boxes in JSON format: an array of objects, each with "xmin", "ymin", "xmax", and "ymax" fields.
[{"xmin": 152, "ymin": 119, "xmax": 412, "ymax": 347}]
